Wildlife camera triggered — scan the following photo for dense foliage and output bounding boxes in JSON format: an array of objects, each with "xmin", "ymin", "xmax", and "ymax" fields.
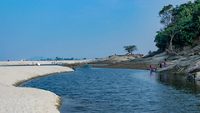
[{"xmin": 155, "ymin": 0, "xmax": 200, "ymax": 52}]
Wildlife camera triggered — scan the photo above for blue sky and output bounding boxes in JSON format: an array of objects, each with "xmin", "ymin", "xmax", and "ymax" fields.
[{"xmin": 0, "ymin": 0, "xmax": 192, "ymax": 60}]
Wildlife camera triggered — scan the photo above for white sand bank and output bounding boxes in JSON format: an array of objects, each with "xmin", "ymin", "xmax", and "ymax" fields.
[
  {"xmin": 0, "ymin": 60, "xmax": 92, "ymax": 66},
  {"xmin": 0, "ymin": 65, "xmax": 73, "ymax": 113}
]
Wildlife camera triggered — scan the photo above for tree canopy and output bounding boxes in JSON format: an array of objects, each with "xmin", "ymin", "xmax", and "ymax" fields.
[
  {"xmin": 155, "ymin": 0, "xmax": 200, "ymax": 52},
  {"xmin": 124, "ymin": 45, "xmax": 137, "ymax": 54}
]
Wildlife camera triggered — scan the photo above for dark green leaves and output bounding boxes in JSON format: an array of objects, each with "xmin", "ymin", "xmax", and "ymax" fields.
[{"xmin": 155, "ymin": 0, "xmax": 200, "ymax": 51}]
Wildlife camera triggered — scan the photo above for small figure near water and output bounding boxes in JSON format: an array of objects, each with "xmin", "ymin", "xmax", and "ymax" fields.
[
  {"xmin": 150, "ymin": 59, "xmax": 167, "ymax": 72},
  {"xmin": 159, "ymin": 59, "xmax": 167, "ymax": 69},
  {"xmin": 149, "ymin": 65, "xmax": 157, "ymax": 72},
  {"xmin": 159, "ymin": 63, "xmax": 163, "ymax": 68}
]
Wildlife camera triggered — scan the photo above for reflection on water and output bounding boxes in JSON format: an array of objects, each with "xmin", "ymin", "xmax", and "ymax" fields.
[
  {"xmin": 21, "ymin": 68, "xmax": 200, "ymax": 113},
  {"xmin": 157, "ymin": 72, "xmax": 200, "ymax": 94}
]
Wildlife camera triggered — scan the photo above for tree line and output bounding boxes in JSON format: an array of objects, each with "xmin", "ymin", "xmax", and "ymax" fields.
[{"xmin": 155, "ymin": 0, "xmax": 200, "ymax": 53}]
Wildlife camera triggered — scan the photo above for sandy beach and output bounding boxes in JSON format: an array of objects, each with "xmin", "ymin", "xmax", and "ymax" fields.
[
  {"xmin": 0, "ymin": 60, "xmax": 91, "ymax": 66},
  {"xmin": 0, "ymin": 64, "xmax": 73, "ymax": 113}
]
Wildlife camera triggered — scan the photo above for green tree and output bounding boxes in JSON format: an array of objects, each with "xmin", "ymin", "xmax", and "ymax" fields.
[
  {"xmin": 124, "ymin": 45, "xmax": 137, "ymax": 54},
  {"xmin": 155, "ymin": 0, "xmax": 200, "ymax": 52},
  {"xmin": 166, "ymin": 25, "xmax": 181, "ymax": 52},
  {"xmin": 159, "ymin": 4, "xmax": 174, "ymax": 27}
]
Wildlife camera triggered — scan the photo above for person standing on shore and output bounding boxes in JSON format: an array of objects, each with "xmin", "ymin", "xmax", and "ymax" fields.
[
  {"xmin": 149, "ymin": 65, "xmax": 157, "ymax": 71},
  {"xmin": 159, "ymin": 63, "xmax": 163, "ymax": 68}
]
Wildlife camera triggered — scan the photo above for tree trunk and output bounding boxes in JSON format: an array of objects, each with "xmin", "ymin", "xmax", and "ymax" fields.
[{"xmin": 169, "ymin": 34, "xmax": 174, "ymax": 52}]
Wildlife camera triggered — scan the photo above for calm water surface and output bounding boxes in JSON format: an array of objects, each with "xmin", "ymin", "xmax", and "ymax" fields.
[{"xmin": 21, "ymin": 68, "xmax": 200, "ymax": 113}]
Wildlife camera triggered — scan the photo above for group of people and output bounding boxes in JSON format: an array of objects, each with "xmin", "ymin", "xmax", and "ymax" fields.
[{"xmin": 149, "ymin": 59, "xmax": 167, "ymax": 72}]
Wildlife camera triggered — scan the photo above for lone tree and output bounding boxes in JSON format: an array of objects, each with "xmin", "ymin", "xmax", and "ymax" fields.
[{"xmin": 124, "ymin": 45, "xmax": 137, "ymax": 55}]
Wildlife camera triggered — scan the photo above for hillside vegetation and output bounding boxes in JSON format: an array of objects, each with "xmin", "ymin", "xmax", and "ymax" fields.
[{"xmin": 155, "ymin": 0, "xmax": 200, "ymax": 54}]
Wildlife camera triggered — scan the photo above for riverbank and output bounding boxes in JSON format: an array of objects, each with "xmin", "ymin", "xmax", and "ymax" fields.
[
  {"xmin": 90, "ymin": 49, "xmax": 200, "ymax": 80},
  {"xmin": 90, "ymin": 60, "xmax": 149, "ymax": 70},
  {"xmin": 0, "ymin": 65, "xmax": 73, "ymax": 113},
  {"xmin": 90, "ymin": 53, "xmax": 167, "ymax": 70}
]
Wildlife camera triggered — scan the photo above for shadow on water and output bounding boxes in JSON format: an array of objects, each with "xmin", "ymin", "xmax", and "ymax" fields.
[{"xmin": 155, "ymin": 72, "xmax": 200, "ymax": 94}]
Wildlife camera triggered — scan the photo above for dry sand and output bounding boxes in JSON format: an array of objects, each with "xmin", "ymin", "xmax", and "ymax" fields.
[
  {"xmin": 0, "ymin": 60, "xmax": 91, "ymax": 66},
  {"xmin": 0, "ymin": 65, "xmax": 73, "ymax": 113}
]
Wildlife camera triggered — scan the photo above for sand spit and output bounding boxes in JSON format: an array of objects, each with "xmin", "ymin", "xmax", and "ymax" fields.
[
  {"xmin": 0, "ymin": 65, "xmax": 73, "ymax": 113},
  {"xmin": 0, "ymin": 60, "xmax": 91, "ymax": 66}
]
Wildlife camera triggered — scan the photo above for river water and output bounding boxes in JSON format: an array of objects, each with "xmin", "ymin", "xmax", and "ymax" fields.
[{"xmin": 20, "ymin": 68, "xmax": 200, "ymax": 113}]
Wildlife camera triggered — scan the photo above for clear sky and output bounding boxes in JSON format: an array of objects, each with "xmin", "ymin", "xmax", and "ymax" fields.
[{"xmin": 0, "ymin": 0, "xmax": 192, "ymax": 60}]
